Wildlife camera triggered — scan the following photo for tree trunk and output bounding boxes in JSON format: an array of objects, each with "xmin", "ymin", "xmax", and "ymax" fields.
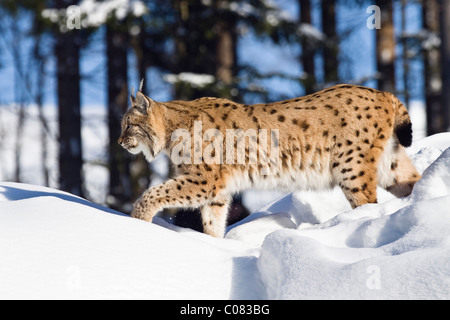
[
  {"xmin": 440, "ymin": 0, "xmax": 450, "ymax": 132},
  {"xmin": 401, "ymin": 0, "xmax": 409, "ymax": 107},
  {"xmin": 34, "ymin": 25, "xmax": 50, "ymax": 186},
  {"xmin": 106, "ymin": 25, "xmax": 132, "ymax": 211},
  {"xmin": 132, "ymin": 26, "xmax": 152, "ymax": 204},
  {"xmin": 54, "ymin": 0, "xmax": 83, "ymax": 196},
  {"xmin": 215, "ymin": 0, "xmax": 249, "ymax": 224},
  {"xmin": 299, "ymin": 0, "xmax": 316, "ymax": 94},
  {"xmin": 215, "ymin": 14, "xmax": 235, "ymax": 86},
  {"xmin": 375, "ymin": 0, "xmax": 396, "ymax": 93},
  {"xmin": 173, "ymin": 0, "xmax": 249, "ymax": 228},
  {"xmin": 11, "ymin": 17, "xmax": 25, "ymax": 183},
  {"xmin": 423, "ymin": 0, "xmax": 443, "ymax": 135},
  {"xmin": 321, "ymin": 0, "xmax": 338, "ymax": 84}
]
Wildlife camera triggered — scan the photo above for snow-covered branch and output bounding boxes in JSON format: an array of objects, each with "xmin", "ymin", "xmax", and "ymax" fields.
[{"xmin": 41, "ymin": 0, "xmax": 147, "ymax": 31}]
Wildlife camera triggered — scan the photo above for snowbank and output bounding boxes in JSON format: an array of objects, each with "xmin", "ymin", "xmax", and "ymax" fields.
[
  {"xmin": 0, "ymin": 183, "xmax": 262, "ymax": 299},
  {"xmin": 255, "ymin": 136, "xmax": 450, "ymax": 299},
  {"xmin": 1, "ymin": 133, "xmax": 450, "ymax": 299},
  {"xmin": 258, "ymin": 188, "xmax": 450, "ymax": 299}
]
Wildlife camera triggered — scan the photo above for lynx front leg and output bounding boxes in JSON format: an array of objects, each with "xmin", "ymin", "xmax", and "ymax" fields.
[
  {"xmin": 131, "ymin": 188, "xmax": 161, "ymax": 222},
  {"xmin": 201, "ymin": 195, "xmax": 232, "ymax": 238},
  {"xmin": 131, "ymin": 175, "xmax": 218, "ymax": 223}
]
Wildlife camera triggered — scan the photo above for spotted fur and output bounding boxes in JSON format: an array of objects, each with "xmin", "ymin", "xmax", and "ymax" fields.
[{"xmin": 118, "ymin": 84, "xmax": 421, "ymax": 237}]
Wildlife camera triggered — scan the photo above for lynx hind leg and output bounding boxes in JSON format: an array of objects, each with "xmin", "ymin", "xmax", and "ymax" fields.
[
  {"xmin": 379, "ymin": 145, "xmax": 421, "ymax": 198},
  {"xmin": 333, "ymin": 152, "xmax": 379, "ymax": 209},
  {"xmin": 201, "ymin": 195, "xmax": 231, "ymax": 238},
  {"xmin": 338, "ymin": 165, "xmax": 378, "ymax": 209}
]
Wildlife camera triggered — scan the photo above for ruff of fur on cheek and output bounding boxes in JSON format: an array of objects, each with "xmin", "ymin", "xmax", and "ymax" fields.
[
  {"xmin": 140, "ymin": 143, "xmax": 156, "ymax": 162},
  {"xmin": 129, "ymin": 142, "xmax": 155, "ymax": 162}
]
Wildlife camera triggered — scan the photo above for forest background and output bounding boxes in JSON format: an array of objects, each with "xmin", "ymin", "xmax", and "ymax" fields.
[{"xmin": 0, "ymin": 0, "xmax": 449, "ymax": 230}]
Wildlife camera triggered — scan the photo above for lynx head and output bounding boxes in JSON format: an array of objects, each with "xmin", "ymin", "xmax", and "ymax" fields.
[{"xmin": 118, "ymin": 90, "xmax": 161, "ymax": 162}]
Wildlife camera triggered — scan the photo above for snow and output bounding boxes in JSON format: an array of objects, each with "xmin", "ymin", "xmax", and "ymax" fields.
[
  {"xmin": 227, "ymin": 2, "xmax": 258, "ymax": 18},
  {"xmin": 1, "ymin": 133, "xmax": 450, "ymax": 299},
  {"xmin": 0, "ymin": 183, "xmax": 261, "ymax": 299},
  {"xmin": 164, "ymin": 73, "xmax": 216, "ymax": 88},
  {"xmin": 41, "ymin": 0, "xmax": 147, "ymax": 30},
  {"xmin": 297, "ymin": 23, "xmax": 326, "ymax": 42}
]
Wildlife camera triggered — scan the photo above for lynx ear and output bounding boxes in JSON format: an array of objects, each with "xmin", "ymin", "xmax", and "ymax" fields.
[
  {"xmin": 135, "ymin": 91, "xmax": 151, "ymax": 114},
  {"xmin": 130, "ymin": 86, "xmax": 136, "ymax": 105}
]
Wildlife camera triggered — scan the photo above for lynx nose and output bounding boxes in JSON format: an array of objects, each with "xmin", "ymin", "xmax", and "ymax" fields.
[{"xmin": 118, "ymin": 136, "xmax": 124, "ymax": 146}]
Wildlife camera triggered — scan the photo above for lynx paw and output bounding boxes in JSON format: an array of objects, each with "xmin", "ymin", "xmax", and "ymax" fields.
[{"xmin": 131, "ymin": 200, "xmax": 155, "ymax": 222}]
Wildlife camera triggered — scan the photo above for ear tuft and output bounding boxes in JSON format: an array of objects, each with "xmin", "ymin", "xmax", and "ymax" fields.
[{"xmin": 130, "ymin": 86, "xmax": 136, "ymax": 105}]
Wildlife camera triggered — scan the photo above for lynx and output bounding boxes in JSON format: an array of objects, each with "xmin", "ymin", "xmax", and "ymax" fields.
[{"xmin": 118, "ymin": 84, "xmax": 421, "ymax": 238}]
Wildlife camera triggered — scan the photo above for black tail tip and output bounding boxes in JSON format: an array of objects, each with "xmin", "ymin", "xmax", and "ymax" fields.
[{"xmin": 395, "ymin": 122, "xmax": 412, "ymax": 147}]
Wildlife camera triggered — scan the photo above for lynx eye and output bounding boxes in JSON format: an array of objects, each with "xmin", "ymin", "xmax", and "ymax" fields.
[{"xmin": 126, "ymin": 124, "xmax": 132, "ymax": 131}]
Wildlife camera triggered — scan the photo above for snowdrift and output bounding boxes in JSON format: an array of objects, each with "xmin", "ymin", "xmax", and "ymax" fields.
[{"xmin": 1, "ymin": 133, "xmax": 450, "ymax": 299}]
